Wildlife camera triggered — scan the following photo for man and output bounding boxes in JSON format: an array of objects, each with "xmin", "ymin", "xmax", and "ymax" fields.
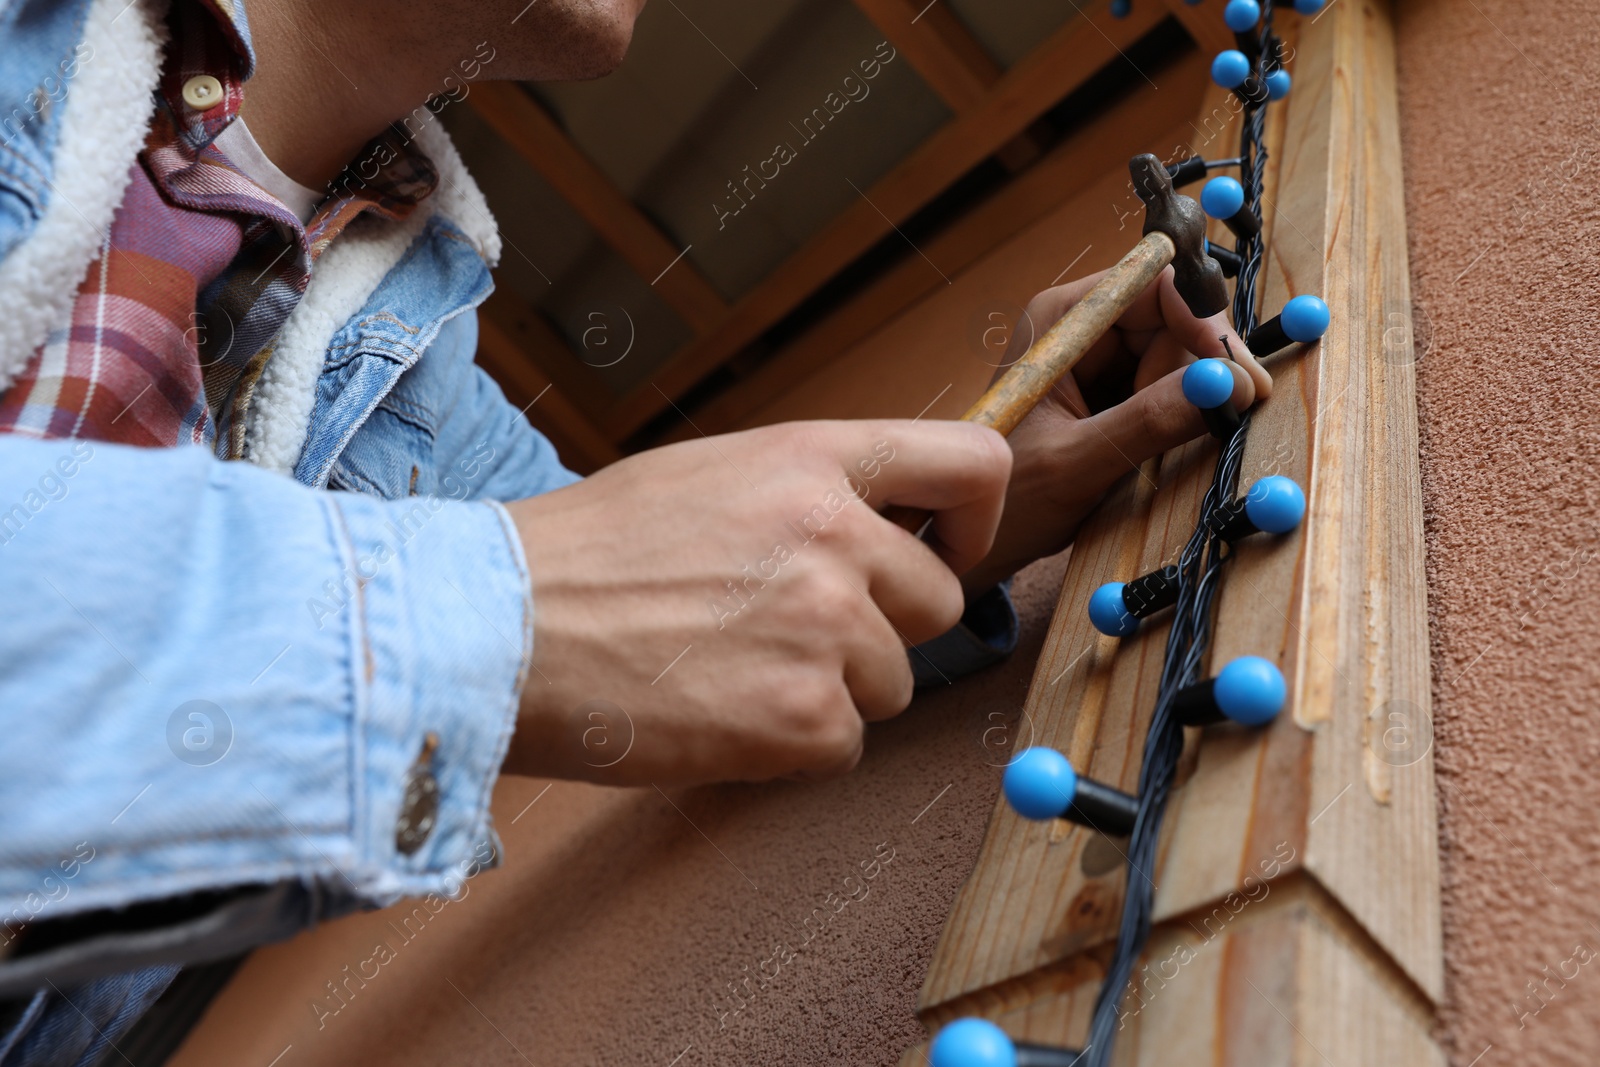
[{"xmin": 0, "ymin": 0, "xmax": 1268, "ymax": 1061}]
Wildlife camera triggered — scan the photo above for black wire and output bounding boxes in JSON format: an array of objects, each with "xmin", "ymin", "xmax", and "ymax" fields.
[{"xmin": 1079, "ymin": 4, "xmax": 1275, "ymax": 1062}]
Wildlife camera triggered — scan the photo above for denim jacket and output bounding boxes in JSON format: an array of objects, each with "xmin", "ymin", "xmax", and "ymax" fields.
[{"xmin": 0, "ymin": 0, "xmax": 1015, "ymax": 1061}]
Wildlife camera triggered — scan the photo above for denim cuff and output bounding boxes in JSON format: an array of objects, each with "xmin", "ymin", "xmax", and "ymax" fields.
[
  {"xmin": 331, "ymin": 492, "xmax": 528, "ymax": 903},
  {"xmin": 909, "ymin": 579, "xmax": 1019, "ymax": 686},
  {"xmin": 0, "ymin": 445, "xmax": 529, "ymax": 987}
]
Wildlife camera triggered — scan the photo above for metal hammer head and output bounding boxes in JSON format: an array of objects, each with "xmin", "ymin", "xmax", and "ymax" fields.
[{"xmin": 1129, "ymin": 153, "xmax": 1230, "ymax": 319}]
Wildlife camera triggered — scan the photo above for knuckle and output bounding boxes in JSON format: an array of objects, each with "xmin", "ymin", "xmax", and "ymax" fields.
[
  {"xmin": 883, "ymin": 660, "xmax": 916, "ymax": 715},
  {"xmin": 811, "ymin": 494, "xmax": 862, "ymax": 544},
  {"xmin": 810, "ymin": 705, "xmax": 864, "ymax": 764},
  {"xmin": 943, "ymin": 423, "xmax": 1012, "ymax": 492},
  {"xmin": 770, "ymin": 679, "xmax": 834, "ymax": 737},
  {"xmin": 901, "ymin": 568, "xmax": 963, "ymax": 644},
  {"xmin": 801, "ymin": 569, "xmax": 862, "ymax": 624},
  {"xmin": 776, "ymin": 420, "xmax": 841, "ymax": 467}
]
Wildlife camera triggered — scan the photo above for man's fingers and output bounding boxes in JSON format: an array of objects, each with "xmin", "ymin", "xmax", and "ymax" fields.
[
  {"xmin": 821, "ymin": 419, "xmax": 1010, "ymax": 576},
  {"xmin": 779, "ymin": 679, "xmax": 865, "ymax": 781},
  {"xmin": 1059, "ymin": 365, "xmax": 1226, "ymax": 494},
  {"xmin": 1131, "ymin": 330, "xmax": 1258, "ymax": 407},
  {"xmin": 847, "ymin": 505, "xmax": 967, "ymax": 645},
  {"xmin": 839, "ymin": 596, "xmax": 918, "ymax": 722},
  {"xmin": 1007, "ymin": 272, "xmax": 1106, "ymax": 354},
  {"xmin": 1131, "ymin": 329, "xmax": 1194, "ymax": 392},
  {"xmin": 1006, "ymin": 267, "xmax": 1165, "ymax": 371},
  {"xmin": 1155, "ymin": 271, "xmax": 1273, "ymax": 400},
  {"xmin": 1006, "ymin": 267, "xmax": 1267, "ymax": 403}
]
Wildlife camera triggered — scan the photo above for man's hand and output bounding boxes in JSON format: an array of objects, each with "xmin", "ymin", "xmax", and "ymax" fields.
[
  {"xmin": 961, "ymin": 265, "xmax": 1273, "ymax": 594},
  {"xmin": 503, "ymin": 420, "xmax": 1010, "ymax": 788}
]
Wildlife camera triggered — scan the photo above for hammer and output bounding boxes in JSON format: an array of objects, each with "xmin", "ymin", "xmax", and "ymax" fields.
[{"xmin": 884, "ymin": 152, "xmax": 1229, "ymax": 533}]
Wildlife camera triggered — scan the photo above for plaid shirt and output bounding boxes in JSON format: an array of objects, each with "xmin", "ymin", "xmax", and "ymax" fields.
[{"xmin": 0, "ymin": 0, "xmax": 437, "ymax": 456}]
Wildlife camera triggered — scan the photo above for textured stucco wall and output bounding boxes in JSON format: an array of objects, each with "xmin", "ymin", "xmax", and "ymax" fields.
[{"xmin": 1397, "ymin": 1, "xmax": 1600, "ymax": 1062}]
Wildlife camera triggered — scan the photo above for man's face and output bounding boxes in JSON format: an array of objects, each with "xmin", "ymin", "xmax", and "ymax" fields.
[{"xmin": 492, "ymin": 0, "xmax": 651, "ymax": 81}]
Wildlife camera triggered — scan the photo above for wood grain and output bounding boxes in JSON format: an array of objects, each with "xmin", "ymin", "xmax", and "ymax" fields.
[
  {"xmin": 902, "ymin": 878, "xmax": 1442, "ymax": 1067},
  {"xmin": 910, "ymin": 0, "xmax": 1442, "ymax": 1056}
]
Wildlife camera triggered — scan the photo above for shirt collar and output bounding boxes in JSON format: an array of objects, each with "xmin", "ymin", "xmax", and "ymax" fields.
[
  {"xmin": 200, "ymin": 0, "xmax": 256, "ymax": 78},
  {"xmin": 149, "ymin": 0, "xmax": 438, "ymax": 243},
  {"xmin": 159, "ymin": 0, "xmax": 255, "ymax": 152}
]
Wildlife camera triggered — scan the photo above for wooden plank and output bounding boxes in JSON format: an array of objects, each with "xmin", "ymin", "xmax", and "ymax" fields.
[
  {"xmin": 468, "ymin": 82, "xmax": 728, "ymax": 335},
  {"xmin": 667, "ymin": 49, "xmax": 1210, "ymax": 443},
  {"xmin": 604, "ymin": 0, "xmax": 1168, "ymax": 440},
  {"xmin": 1261, "ymin": 0, "xmax": 1442, "ymax": 1001},
  {"xmin": 916, "ymin": 65, "xmax": 1251, "ymax": 1030},
  {"xmin": 848, "ymin": 0, "xmax": 1001, "ymax": 115},
  {"xmin": 911, "ymin": 0, "xmax": 1441, "ymax": 1053},
  {"xmin": 847, "ymin": 0, "xmax": 1049, "ymax": 172},
  {"xmin": 1160, "ymin": 0, "xmax": 1238, "ymax": 57},
  {"xmin": 901, "ymin": 879, "xmax": 1443, "ymax": 1067},
  {"xmin": 476, "ymin": 313, "xmax": 622, "ymax": 474}
]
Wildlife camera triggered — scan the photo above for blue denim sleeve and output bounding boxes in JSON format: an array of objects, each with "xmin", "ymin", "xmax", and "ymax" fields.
[
  {"xmin": 909, "ymin": 580, "xmax": 1019, "ymax": 686},
  {"xmin": 423, "ymin": 311, "xmax": 583, "ymax": 502},
  {"xmin": 0, "ymin": 437, "xmax": 528, "ymax": 984}
]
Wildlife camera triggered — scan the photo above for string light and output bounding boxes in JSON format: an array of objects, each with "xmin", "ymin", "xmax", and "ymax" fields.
[
  {"xmin": 943, "ymin": 6, "xmax": 1327, "ymax": 1061},
  {"xmin": 1077, "ymin": 3, "xmax": 1301, "ymax": 1064}
]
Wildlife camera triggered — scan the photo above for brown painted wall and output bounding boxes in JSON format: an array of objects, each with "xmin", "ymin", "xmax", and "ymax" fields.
[
  {"xmin": 173, "ymin": 5, "xmax": 1600, "ymax": 1064},
  {"xmin": 1397, "ymin": 0, "xmax": 1600, "ymax": 1061}
]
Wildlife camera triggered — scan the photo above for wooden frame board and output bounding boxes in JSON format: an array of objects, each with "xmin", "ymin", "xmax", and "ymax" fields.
[
  {"xmin": 669, "ymin": 46, "xmax": 1212, "ymax": 442},
  {"xmin": 905, "ymin": 2, "xmax": 1442, "ymax": 1061},
  {"xmin": 470, "ymin": 1, "xmax": 1173, "ymax": 447}
]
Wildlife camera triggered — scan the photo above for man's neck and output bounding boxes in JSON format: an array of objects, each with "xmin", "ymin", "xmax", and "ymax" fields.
[{"xmin": 238, "ymin": 0, "xmax": 442, "ymax": 191}]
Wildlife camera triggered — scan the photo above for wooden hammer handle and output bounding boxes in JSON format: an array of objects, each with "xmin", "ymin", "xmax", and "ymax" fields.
[{"xmin": 883, "ymin": 230, "xmax": 1177, "ymax": 533}]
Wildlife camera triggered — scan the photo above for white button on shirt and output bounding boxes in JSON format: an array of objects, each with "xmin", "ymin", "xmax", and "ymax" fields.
[{"xmin": 181, "ymin": 74, "xmax": 224, "ymax": 111}]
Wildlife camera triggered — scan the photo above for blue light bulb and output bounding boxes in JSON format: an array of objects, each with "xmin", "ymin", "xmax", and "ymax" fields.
[
  {"xmin": 1295, "ymin": 0, "xmax": 1325, "ymax": 13},
  {"xmin": 1181, "ymin": 358, "xmax": 1236, "ymax": 409},
  {"xmin": 1211, "ymin": 49, "xmax": 1252, "ymax": 89},
  {"xmin": 1088, "ymin": 582, "xmax": 1139, "ymax": 637},
  {"xmin": 1243, "ymin": 476, "xmax": 1306, "ymax": 535},
  {"xmin": 930, "ymin": 1018, "xmax": 1017, "ymax": 1067},
  {"xmin": 1280, "ymin": 294, "xmax": 1330, "ymax": 342},
  {"xmin": 1200, "ymin": 175, "xmax": 1246, "ymax": 219},
  {"xmin": 1265, "ymin": 69, "xmax": 1291, "ymax": 100},
  {"xmin": 1212, "ymin": 656, "xmax": 1286, "ymax": 726},
  {"xmin": 1110, "ymin": 0, "xmax": 1132, "ymax": 17},
  {"xmin": 1224, "ymin": 0, "xmax": 1260, "ymax": 32},
  {"xmin": 1003, "ymin": 748, "xmax": 1077, "ymax": 822}
]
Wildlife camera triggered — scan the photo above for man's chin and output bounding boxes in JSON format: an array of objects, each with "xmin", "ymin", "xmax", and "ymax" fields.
[{"xmin": 511, "ymin": 1, "xmax": 640, "ymax": 81}]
